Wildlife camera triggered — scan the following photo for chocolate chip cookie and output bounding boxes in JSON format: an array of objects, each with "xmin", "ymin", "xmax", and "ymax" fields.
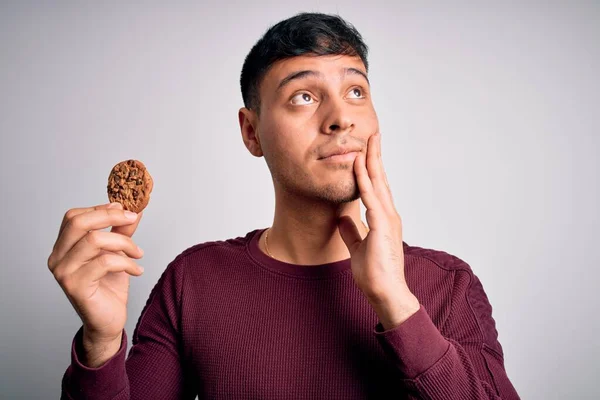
[{"xmin": 107, "ymin": 159, "xmax": 153, "ymax": 213}]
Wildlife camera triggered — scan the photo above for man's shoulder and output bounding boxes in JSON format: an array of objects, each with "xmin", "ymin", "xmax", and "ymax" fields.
[
  {"xmin": 167, "ymin": 228, "xmax": 259, "ymax": 270},
  {"xmin": 404, "ymin": 241, "xmax": 474, "ymax": 274},
  {"xmin": 403, "ymin": 242, "xmax": 486, "ymax": 328}
]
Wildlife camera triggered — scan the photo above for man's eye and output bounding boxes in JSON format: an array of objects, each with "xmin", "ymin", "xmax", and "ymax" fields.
[
  {"xmin": 291, "ymin": 93, "xmax": 315, "ymax": 105},
  {"xmin": 347, "ymin": 88, "xmax": 364, "ymax": 99}
]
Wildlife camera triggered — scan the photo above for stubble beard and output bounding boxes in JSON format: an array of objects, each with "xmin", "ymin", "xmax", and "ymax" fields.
[{"xmin": 271, "ymin": 161, "xmax": 361, "ymax": 205}]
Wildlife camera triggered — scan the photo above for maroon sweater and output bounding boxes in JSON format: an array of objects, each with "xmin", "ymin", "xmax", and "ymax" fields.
[{"xmin": 62, "ymin": 228, "xmax": 520, "ymax": 399}]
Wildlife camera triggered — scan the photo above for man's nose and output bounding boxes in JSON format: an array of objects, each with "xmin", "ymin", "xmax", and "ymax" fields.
[{"xmin": 321, "ymin": 99, "xmax": 354, "ymax": 134}]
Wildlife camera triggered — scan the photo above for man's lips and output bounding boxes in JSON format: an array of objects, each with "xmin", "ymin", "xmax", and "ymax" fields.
[
  {"xmin": 319, "ymin": 151, "xmax": 360, "ymax": 163},
  {"xmin": 318, "ymin": 146, "xmax": 362, "ymax": 161}
]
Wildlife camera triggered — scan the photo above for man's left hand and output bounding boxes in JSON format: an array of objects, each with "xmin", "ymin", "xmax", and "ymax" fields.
[{"xmin": 338, "ymin": 132, "xmax": 421, "ymax": 330}]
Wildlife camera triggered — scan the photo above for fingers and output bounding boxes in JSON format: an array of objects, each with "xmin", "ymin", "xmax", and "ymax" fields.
[
  {"xmin": 50, "ymin": 202, "xmax": 120, "ymax": 269},
  {"xmin": 365, "ymin": 133, "xmax": 396, "ymax": 214},
  {"xmin": 57, "ymin": 230, "xmax": 144, "ymax": 276},
  {"xmin": 354, "ymin": 151, "xmax": 379, "ymax": 211},
  {"xmin": 50, "ymin": 206, "xmax": 140, "ymax": 268},
  {"xmin": 354, "ymin": 150, "xmax": 386, "ymax": 231},
  {"xmin": 111, "ymin": 210, "xmax": 143, "ymax": 238},
  {"xmin": 57, "ymin": 202, "xmax": 122, "ymax": 242},
  {"xmin": 66, "ymin": 253, "xmax": 143, "ymax": 292}
]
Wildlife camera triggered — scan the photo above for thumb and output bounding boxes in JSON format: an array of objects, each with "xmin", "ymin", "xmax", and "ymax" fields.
[
  {"xmin": 111, "ymin": 211, "xmax": 143, "ymax": 237},
  {"xmin": 337, "ymin": 215, "xmax": 362, "ymax": 255},
  {"xmin": 110, "ymin": 203, "xmax": 144, "ymax": 238}
]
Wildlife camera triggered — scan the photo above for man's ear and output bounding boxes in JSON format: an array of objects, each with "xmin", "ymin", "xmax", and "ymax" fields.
[{"xmin": 238, "ymin": 107, "xmax": 263, "ymax": 157}]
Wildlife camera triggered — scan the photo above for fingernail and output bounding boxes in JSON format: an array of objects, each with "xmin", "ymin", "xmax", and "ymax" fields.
[
  {"xmin": 125, "ymin": 211, "xmax": 137, "ymax": 219},
  {"xmin": 138, "ymin": 265, "xmax": 144, "ymax": 273},
  {"xmin": 108, "ymin": 202, "xmax": 121, "ymax": 209},
  {"xmin": 137, "ymin": 246, "xmax": 144, "ymax": 254}
]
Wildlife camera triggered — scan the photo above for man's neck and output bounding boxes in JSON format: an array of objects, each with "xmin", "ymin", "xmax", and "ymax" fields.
[{"xmin": 259, "ymin": 189, "xmax": 368, "ymax": 265}]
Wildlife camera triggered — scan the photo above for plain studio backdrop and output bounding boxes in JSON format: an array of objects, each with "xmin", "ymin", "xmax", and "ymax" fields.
[{"xmin": 1, "ymin": 1, "xmax": 598, "ymax": 399}]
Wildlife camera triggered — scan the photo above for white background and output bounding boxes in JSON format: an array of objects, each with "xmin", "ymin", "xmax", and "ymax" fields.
[{"xmin": 1, "ymin": 1, "xmax": 598, "ymax": 398}]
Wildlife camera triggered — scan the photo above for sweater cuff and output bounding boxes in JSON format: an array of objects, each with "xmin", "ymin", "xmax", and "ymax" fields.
[
  {"xmin": 67, "ymin": 326, "xmax": 128, "ymax": 399},
  {"xmin": 374, "ymin": 304, "xmax": 450, "ymax": 379}
]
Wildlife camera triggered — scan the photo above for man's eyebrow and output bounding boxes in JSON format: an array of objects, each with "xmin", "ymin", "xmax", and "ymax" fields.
[
  {"xmin": 276, "ymin": 70, "xmax": 323, "ymax": 92},
  {"xmin": 344, "ymin": 67, "xmax": 370, "ymax": 85},
  {"xmin": 276, "ymin": 67, "xmax": 369, "ymax": 92}
]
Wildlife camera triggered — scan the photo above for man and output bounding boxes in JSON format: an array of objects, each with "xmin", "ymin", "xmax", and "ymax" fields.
[{"xmin": 50, "ymin": 12, "xmax": 520, "ymax": 399}]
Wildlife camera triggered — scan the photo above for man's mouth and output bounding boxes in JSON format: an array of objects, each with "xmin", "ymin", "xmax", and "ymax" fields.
[
  {"xmin": 319, "ymin": 145, "xmax": 362, "ymax": 161},
  {"xmin": 319, "ymin": 151, "xmax": 359, "ymax": 163}
]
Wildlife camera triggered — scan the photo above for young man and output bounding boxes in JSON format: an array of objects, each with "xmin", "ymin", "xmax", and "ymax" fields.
[{"xmin": 52, "ymin": 12, "xmax": 520, "ymax": 399}]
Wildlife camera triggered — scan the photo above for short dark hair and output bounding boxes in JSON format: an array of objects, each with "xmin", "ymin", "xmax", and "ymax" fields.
[{"xmin": 240, "ymin": 12, "xmax": 369, "ymax": 114}]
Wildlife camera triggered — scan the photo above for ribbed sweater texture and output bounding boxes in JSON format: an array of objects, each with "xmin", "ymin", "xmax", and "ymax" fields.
[{"xmin": 62, "ymin": 228, "xmax": 519, "ymax": 399}]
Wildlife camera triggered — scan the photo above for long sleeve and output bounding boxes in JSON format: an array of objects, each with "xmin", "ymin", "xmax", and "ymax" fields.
[
  {"xmin": 59, "ymin": 228, "xmax": 522, "ymax": 398},
  {"xmin": 60, "ymin": 255, "xmax": 196, "ymax": 400},
  {"xmin": 374, "ymin": 265, "xmax": 520, "ymax": 399}
]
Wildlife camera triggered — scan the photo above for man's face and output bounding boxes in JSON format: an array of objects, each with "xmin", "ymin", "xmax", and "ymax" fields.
[{"xmin": 255, "ymin": 54, "xmax": 379, "ymax": 204}]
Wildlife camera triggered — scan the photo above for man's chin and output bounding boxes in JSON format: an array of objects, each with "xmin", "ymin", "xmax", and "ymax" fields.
[
  {"xmin": 276, "ymin": 171, "xmax": 360, "ymax": 205},
  {"xmin": 313, "ymin": 181, "xmax": 360, "ymax": 205}
]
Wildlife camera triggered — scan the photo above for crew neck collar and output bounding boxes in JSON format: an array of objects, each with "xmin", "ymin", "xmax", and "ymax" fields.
[{"xmin": 246, "ymin": 228, "xmax": 352, "ymax": 279}]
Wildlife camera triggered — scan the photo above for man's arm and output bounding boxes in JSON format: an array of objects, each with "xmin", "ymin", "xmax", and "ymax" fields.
[
  {"xmin": 61, "ymin": 255, "xmax": 196, "ymax": 400},
  {"xmin": 374, "ymin": 265, "xmax": 520, "ymax": 399}
]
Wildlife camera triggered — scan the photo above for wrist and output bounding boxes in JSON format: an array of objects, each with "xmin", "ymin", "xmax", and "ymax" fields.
[
  {"xmin": 371, "ymin": 293, "xmax": 421, "ymax": 331},
  {"xmin": 82, "ymin": 325, "xmax": 123, "ymax": 346},
  {"xmin": 81, "ymin": 328, "xmax": 123, "ymax": 368}
]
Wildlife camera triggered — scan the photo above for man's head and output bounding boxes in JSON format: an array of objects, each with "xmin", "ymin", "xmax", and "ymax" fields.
[{"xmin": 239, "ymin": 12, "xmax": 379, "ymax": 205}]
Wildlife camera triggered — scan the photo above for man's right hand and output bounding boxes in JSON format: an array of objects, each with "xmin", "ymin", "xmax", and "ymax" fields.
[{"xmin": 47, "ymin": 202, "xmax": 145, "ymax": 367}]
